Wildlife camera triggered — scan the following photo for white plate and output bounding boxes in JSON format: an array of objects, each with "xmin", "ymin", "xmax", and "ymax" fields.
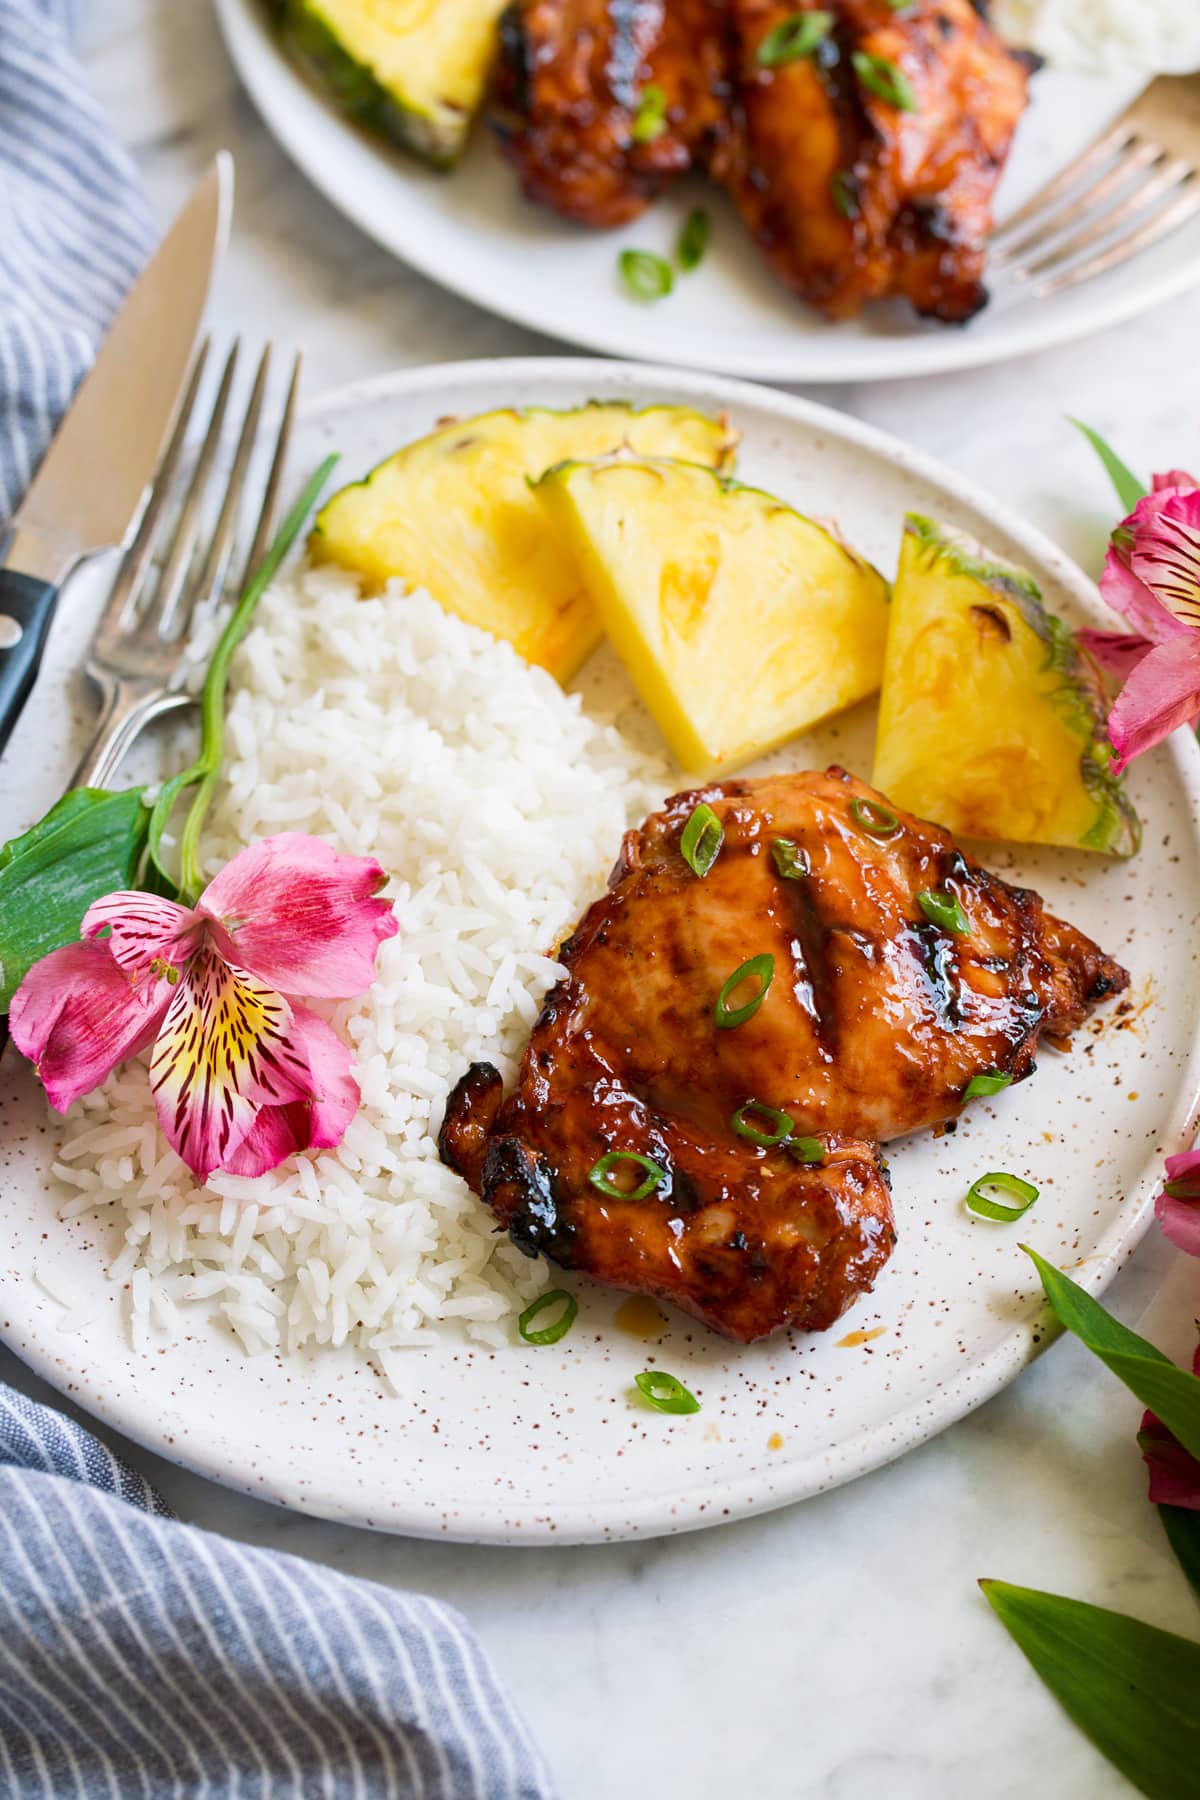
[
  {"xmin": 3, "ymin": 358, "xmax": 1200, "ymax": 1544},
  {"xmin": 213, "ymin": 0, "xmax": 1200, "ymax": 384}
]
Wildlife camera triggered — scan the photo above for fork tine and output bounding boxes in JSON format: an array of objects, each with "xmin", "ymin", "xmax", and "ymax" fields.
[
  {"xmin": 991, "ymin": 139, "xmax": 1163, "ymax": 267},
  {"xmin": 1013, "ymin": 156, "xmax": 1194, "ymax": 283},
  {"xmin": 1032, "ymin": 175, "xmax": 1200, "ymax": 299},
  {"xmin": 145, "ymin": 341, "xmax": 240, "ymax": 640},
  {"xmin": 179, "ymin": 344, "xmax": 272, "ymax": 635},
  {"xmin": 92, "ymin": 340, "xmax": 211, "ymax": 639},
  {"xmin": 991, "ymin": 120, "xmax": 1136, "ymax": 248},
  {"xmin": 238, "ymin": 350, "xmax": 301, "ymax": 593}
]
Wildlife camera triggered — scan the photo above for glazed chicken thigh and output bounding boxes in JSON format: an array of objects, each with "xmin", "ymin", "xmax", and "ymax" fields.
[{"xmin": 440, "ymin": 769, "xmax": 1127, "ymax": 1341}]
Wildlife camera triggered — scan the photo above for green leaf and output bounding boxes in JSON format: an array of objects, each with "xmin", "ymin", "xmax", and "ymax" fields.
[
  {"xmin": 1069, "ymin": 418, "xmax": 1149, "ymax": 516},
  {"xmin": 1024, "ymin": 1247, "xmax": 1200, "ymax": 1463},
  {"xmin": 0, "ymin": 788, "xmax": 149, "ymax": 1010},
  {"xmin": 982, "ymin": 1581, "xmax": 1200, "ymax": 1800},
  {"xmin": 1160, "ymin": 1507, "xmax": 1200, "ymax": 1605}
]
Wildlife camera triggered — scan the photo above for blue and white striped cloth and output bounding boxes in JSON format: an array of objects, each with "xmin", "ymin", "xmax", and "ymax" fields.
[{"xmin": 0, "ymin": 7, "xmax": 556, "ymax": 1794}]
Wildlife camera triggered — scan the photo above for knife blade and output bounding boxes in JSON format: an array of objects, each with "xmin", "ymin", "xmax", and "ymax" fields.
[{"xmin": 0, "ymin": 152, "xmax": 233, "ymax": 759}]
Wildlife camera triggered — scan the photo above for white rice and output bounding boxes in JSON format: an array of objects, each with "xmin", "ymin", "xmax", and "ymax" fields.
[
  {"xmin": 52, "ymin": 565, "xmax": 670, "ymax": 1374},
  {"xmin": 994, "ymin": 0, "xmax": 1200, "ymax": 74}
]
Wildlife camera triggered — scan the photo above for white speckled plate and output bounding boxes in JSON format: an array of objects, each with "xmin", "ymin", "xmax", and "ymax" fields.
[
  {"xmin": 212, "ymin": 0, "xmax": 1200, "ymax": 384},
  {"xmin": 2, "ymin": 359, "xmax": 1200, "ymax": 1544}
]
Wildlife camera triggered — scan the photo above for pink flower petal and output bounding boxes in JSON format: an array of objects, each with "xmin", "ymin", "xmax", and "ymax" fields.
[
  {"xmin": 149, "ymin": 949, "xmax": 314, "ymax": 1181},
  {"xmin": 1152, "ymin": 469, "xmax": 1200, "ymax": 493},
  {"xmin": 222, "ymin": 1006, "xmax": 359, "ymax": 1177},
  {"xmin": 1099, "ymin": 541, "xmax": 1190, "ymax": 646},
  {"xmin": 9, "ymin": 941, "xmax": 168, "ymax": 1112},
  {"xmin": 1077, "ymin": 629, "xmax": 1155, "ymax": 681},
  {"xmin": 83, "ymin": 890, "xmax": 201, "ymax": 982},
  {"xmin": 1141, "ymin": 1341, "xmax": 1200, "ymax": 1510},
  {"xmin": 1105, "ymin": 636, "xmax": 1200, "ymax": 773},
  {"xmin": 1165, "ymin": 1148, "xmax": 1200, "ymax": 1190},
  {"xmin": 1128, "ymin": 486, "xmax": 1200, "ymax": 632},
  {"xmin": 197, "ymin": 834, "xmax": 397, "ymax": 999},
  {"xmin": 1156, "ymin": 1192, "xmax": 1200, "ymax": 1257}
]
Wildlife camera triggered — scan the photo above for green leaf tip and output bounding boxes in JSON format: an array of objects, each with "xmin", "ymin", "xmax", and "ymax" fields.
[{"xmin": 1069, "ymin": 418, "xmax": 1150, "ymax": 517}]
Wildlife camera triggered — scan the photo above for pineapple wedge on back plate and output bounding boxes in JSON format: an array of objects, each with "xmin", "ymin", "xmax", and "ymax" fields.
[
  {"xmin": 873, "ymin": 516, "xmax": 1140, "ymax": 856},
  {"xmin": 535, "ymin": 455, "xmax": 890, "ymax": 775},
  {"xmin": 312, "ymin": 404, "xmax": 738, "ymax": 682}
]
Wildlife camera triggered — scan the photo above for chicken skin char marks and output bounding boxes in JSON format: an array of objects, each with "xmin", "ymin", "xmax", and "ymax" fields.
[
  {"xmin": 492, "ymin": 0, "xmax": 1034, "ymax": 321},
  {"xmin": 439, "ymin": 769, "xmax": 1127, "ymax": 1343}
]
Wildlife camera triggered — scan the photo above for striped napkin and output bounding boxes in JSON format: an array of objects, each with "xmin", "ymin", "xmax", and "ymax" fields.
[{"xmin": 0, "ymin": 7, "xmax": 556, "ymax": 1794}]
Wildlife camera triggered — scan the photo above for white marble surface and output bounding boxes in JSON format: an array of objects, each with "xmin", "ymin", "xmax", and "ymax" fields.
[{"xmin": 2, "ymin": 4, "xmax": 1198, "ymax": 1794}]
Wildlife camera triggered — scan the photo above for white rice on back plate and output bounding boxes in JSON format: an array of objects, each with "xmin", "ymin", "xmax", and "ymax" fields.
[{"xmin": 51, "ymin": 564, "xmax": 670, "ymax": 1379}]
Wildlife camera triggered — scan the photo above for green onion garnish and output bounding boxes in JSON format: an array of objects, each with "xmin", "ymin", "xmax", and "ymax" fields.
[
  {"xmin": 589, "ymin": 1150, "xmax": 668, "ymax": 1201},
  {"xmin": 518, "ymin": 1289, "xmax": 578, "ymax": 1345},
  {"xmin": 757, "ymin": 10, "xmax": 834, "ymax": 66},
  {"xmin": 787, "ymin": 1135, "xmax": 825, "ymax": 1165},
  {"xmin": 677, "ymin": 207, "xmax": 711, "ymax": 272},
  {"xmin": 619, "ymin": 249, "xmax": 674, "ymax": 302},
  {"xmin": 731, "ymin": 1100, "xmax": 794, "ymax": 1147},
  {"xmin": 850, "ymin": 798, "xmax": 900, "ymax": 839},
  {"xmin": 714, "ymin": 953, "xmax": 775, "ymax": 1029},
  {"xmin": 631, "ymin": 83, "xmax": 668, "ymax": 143},
  {"xmin": 681, "ymin": 801, "xmax": 724, "ymax": 878},
  {"xmin": 964, "ymin": 1070, "xmax": 1014, "ymax": 1101},
  {"xmin": 771, "ymin": 838, "xmax": 810, "ymax": 879},
  {"xmin": 852, "ymin": 50, "xmax": 918, "ymax": 112},
  {"xmin": 831, "ymin": 170, "xmax": 860, "ymax": 220},
  {"xmin": 965, "ymin": 1172, "xmax": 1039, "ymax": 1223},
  {"xmin": 918, "ymin": 888, "xmax": 970, "ymax": 934},
  {"xmin": 634, "ymin": 1370, "xmax": 700, "ymax": 1415}
]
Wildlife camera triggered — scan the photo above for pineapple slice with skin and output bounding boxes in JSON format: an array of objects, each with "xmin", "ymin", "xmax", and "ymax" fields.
[
  {"xmin": 268, "ymin": 0, "xmax": 508, "ymax": 168},
  {"xmin": 312, "ymin": 404, "xmax": 738, "ymax": 682},
  {"xmin": 873, "ymin": 516, "xmax": 1140, "ymax": 856},
  {"xmin": 535, "ymin": 455, "xmax": 890, "ymax": 775}
]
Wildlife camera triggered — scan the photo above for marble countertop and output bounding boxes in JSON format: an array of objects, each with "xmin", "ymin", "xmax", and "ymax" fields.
[{"xmin": 3, "ymin": 4, "xmax": 1198, "ymax": 1794}]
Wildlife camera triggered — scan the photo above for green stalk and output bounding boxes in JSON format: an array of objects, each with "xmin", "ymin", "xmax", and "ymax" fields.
[{"xmin": 149, "ymin": 455, "xmax": 338, "ymax": 901}]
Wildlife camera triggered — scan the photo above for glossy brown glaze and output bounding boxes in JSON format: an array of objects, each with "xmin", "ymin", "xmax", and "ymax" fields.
[
  {"xmin": 440, "ymin": 768, "xmax": 1127, "ymax": 1341},
  {"xmin": 719, "ymin": 0, "xmax": 1033, "ymax": 322}
]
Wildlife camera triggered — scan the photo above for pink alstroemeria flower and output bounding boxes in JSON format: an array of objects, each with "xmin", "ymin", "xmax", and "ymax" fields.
[
  {"xmin": 1155, "ymin": 1148, "xmax": 1200, "ymax": 1258},
  {"xmin": 9, "ymin": 834, "xmax": 397, "ymax": 1182},
  {"xmin": 1080, "ymin": 469, "xmax": 1200, "ymax": 773},
  {"xmin": 1139, "ymin": 1339, "xmax": 1200, "ymax": 1511}
]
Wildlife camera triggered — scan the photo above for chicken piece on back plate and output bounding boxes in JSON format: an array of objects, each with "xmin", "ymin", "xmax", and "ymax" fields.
[
  {"xmin": 440, "ymin": 769, "xmax": 1127, "ymax": 1342},
  {"xmin": 492, "ymin": 0, "xmax": 732, "ymax": 227},
  {"xmin": 718, "ymin": 0, "xmax": 1034, "ymax": 321}
]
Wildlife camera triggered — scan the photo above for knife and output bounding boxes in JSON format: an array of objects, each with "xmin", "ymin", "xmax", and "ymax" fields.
[{"xmin": 0, "ymin": 153, "xmax": 233, "ymax": 759}]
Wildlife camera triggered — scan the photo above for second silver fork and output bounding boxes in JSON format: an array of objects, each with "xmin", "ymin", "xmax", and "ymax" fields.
[{"xmin": 71, "ymin": 340, "xmax": 299, "ymax": 791}]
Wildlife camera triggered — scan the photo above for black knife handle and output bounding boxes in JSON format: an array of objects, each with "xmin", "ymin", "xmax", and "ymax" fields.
[{"xmin": 0, "ymin": 567, "xmax": 60, "ymax": 759}]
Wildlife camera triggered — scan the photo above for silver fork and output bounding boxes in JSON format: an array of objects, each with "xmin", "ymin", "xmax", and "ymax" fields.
[
  {"xmin": 991, "ymin": 74, "xmax": 1200, "ymax": 299},
  {"xmin": 71, "ymin": 340, "xmax": 299, "ymax": 790}
]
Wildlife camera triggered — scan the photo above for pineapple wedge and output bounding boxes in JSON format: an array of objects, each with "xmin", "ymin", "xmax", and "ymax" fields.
[
  {"xmin": 873, "ymin": 516, "xmax": 1140, "ymax": 856},
  {"xmin": 312, "ymin": 405, "xmax": 738, "ymax": 682},
  {"xmin": 270, "ymin": 0, "xmax": 507, "ymax": 168},
  {"xmin": 535, "ymin": 455, "xmax": 890, "ymax": 774}
]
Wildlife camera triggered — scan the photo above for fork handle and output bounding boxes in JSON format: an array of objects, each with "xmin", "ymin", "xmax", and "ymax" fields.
[{"xmin": 0, "ymin": 568, "xmax": 59, "ymax": 759}]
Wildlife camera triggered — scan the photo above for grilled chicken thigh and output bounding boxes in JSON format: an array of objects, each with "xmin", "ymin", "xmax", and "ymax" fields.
[
  {"xmin": 440, "ymin": 769, "xmax": 1126, "ymax": 1341},
  {"xmin": 719, "ymin": 0, "xmax": 1034, "ymax": 321}
]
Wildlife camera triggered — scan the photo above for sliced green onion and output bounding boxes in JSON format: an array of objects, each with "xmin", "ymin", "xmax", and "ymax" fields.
[
  {"xmin": 831, "ymin": 170, "xmax": 860, "ymax": 220},
  {"xmin": 634, "ymin": 1370, "xmax": 700, "ymax": 1415},
  {"xmin": 731, "ymin": 1100, "xmax": 794, "ymax": 1147},
  {"xmin": 852, "ymin": 50, "xmax": 918, "ymax": 112},
  {"xmin": 518, "ymin": 1289, "xmax": 578, "ymax": 1345},
  {"xmin": 965, "ymin": 1171, "xmax": 1039, "ymax": 1223},
  {"xmin": 681, "ymin": 801, "xmax": 723, "ymax": 877},
  {"xmin": 631, "ymin": 83, "xmax": 668, "ymax": 143},
  {"xmin": 714, "ymin": 953, "xmax": 775, "ymax": 1029},
  {"xmin": 964, "ymin": 1070, "xmax": 1013, "ymax": 1101},
  {"xmin": 850, "ymin": 798, "xmax": 900, "ymax": 839},
  {"xmin": 589, "ymin": 1150, "xmax": 668, "ymax": 1201},
  {"xmin": 619, "ymin": 249, "xmax": 674, "ymax": 302},
  {"xmin": 757, "ymin": 10, "xmax": 834, "ymax": 66},
  {"xmin": 918, "ymin": 888, "xmax": 970, "ymax": 935},
  {"xmin": 787, "ymin": 1135, "xmax": 825, "ymax": 1165},
  {"xmin": 677, "ymin": 207, "xmax": 711, "ymax": 272},
  {"xmin": 771, "ymin": 837, "xmax": 810, "ymax": 880}
]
